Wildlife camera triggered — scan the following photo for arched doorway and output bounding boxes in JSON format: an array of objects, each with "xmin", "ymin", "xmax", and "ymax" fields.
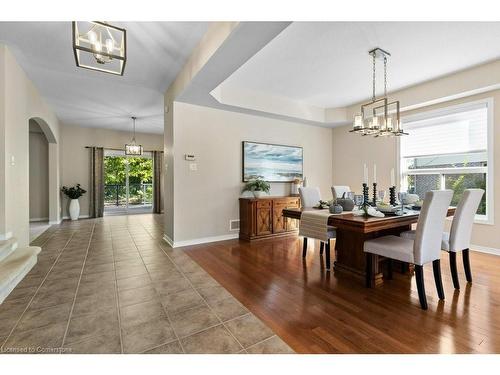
[{"xmin": 28, "ymin": 117, "xmax": 58, "ymax": 241}]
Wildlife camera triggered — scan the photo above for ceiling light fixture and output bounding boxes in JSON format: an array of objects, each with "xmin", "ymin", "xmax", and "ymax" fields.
[
  {"xmin": 350, "ymin": 48, "xmax": 407, "ymax": 137},
  {"xmin": 72, "ymin": 21, "xmax": 126, "ymax": 75},
  {"xmin": 125, "ymin": 117, "xmax": 143, "ymax": 156}
]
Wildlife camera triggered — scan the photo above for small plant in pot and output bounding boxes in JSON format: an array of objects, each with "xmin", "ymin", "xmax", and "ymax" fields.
[
  {"xmin": 61, "ymin": 184, "xmax": 86, "ymax": 221},
  {"xmin": 243, "ymin": 179, "xmax": 271, "ymax": 198}
]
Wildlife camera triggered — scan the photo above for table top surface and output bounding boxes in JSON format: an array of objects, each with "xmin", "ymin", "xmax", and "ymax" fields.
[{"xmin": 282, "ymin": 207, "xmax": 456, "ymax": 233}]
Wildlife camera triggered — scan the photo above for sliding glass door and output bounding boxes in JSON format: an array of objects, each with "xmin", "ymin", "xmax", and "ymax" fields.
[{"xmin": 103, "ymin": 149, "xmax": 153, "ymax": 215}]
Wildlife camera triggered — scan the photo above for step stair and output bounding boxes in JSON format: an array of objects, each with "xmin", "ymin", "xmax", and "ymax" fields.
[
  {"xmin": 0, "ymin": 237, "xmax": 18, "ymax": 262},
  {"xmin": 0, "ymin": 238, "xmax": 41, "ymax": 304}
]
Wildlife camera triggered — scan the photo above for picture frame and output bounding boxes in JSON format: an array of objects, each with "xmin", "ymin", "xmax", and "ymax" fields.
[{"xmin": 242, "ymin": 141, "xmax": 303, "ymax": 183}]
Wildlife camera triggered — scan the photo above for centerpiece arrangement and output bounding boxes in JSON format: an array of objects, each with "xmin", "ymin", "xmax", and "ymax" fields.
[{"xmin": 61, "ymin": 184, "xmax": 86, "ymax": 220}]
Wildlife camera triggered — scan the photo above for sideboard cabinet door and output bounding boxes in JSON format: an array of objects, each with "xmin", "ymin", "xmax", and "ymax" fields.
[{"xmin": 256, "ymin": 200, "xmax": 272, "ymax": 236}]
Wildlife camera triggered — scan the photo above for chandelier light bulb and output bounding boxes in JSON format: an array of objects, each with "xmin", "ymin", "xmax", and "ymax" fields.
[
  {"xmin": 386, "ymin": 117, "xmax": 393, "ymax": 131},
  {"xmin": 94, "ymin": 41, "xmax": 102, "ymax": 52},
  {"xmin": 353, "ymin": 115, "xmax": 363, "ymax": 130},
  {"xmin": 105, "ymin": 38, "xmax": 114, "ymax": 53},
  {"xmin": 88, "ymin": 30, "xmax": 97, "ymax": 44}
]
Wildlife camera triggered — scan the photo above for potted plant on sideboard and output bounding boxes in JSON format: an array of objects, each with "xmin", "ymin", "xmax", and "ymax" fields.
[
  {"xmin": 242, "ymin": 179, "xmax": 271, "ymax": 198},
  {"xmin": 61, "ymin": 184, "xmax": 87, "ymax": 220}
]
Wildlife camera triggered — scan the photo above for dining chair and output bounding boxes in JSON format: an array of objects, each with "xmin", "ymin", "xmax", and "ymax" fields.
[
  {"xmin": 364, "ymin": 190, "xmax": 453, "ymax": 310},
  {"xmin": 331, "ymin": 186, "xmax": 351, "ymax": 200},
  {"xmin": 400, "ymin": 189, "xmax": 484, "ymax": 289},
  {"xmin": 298, "ymin": 187, "xmax": 336, "ymax": 260}
]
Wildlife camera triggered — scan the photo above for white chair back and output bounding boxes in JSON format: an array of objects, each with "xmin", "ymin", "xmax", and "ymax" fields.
[
  {"xmin": 299, "ymin": 187, "xmax": 321, "ymax": 208},
  {"xmin": 331, "ymin": 186, "xmax": 351, "ymax": 199},
  {"xmin": 413, "ymin": 190, "xmax": 453, "ymax": 265},
  {"xmin": 449, "ymin": 189, "xmax": 484, "ymax": 252}
]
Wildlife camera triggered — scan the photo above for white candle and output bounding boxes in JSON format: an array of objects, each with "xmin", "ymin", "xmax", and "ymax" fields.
[
  {"xmin": 391, "ymin": 168, "xmax": 395, "ymax": 187},
  {"xmin": 363, "ymin": 164, "xmax": 368, "ymax": 184},
  {"xmin": 373, "ymin": 164, "xmax": 377, "ymax": 183}
]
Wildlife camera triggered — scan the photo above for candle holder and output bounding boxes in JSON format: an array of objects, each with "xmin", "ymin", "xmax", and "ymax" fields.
[
  {"xmin": 372, "ymin": 183, "xmax": 377, "ymax": 206},
  {"xmin": 362, "ymin": 183, "xmax": 370, "ymax": 206},
  {"xmin": 389, "ymin": 186, "xmax": 396, "ymax": 206}
]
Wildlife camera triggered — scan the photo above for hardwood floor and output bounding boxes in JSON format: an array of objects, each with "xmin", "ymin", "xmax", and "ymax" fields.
[{"xmin": 184, "ymin": 236, "xmax": 500, "ymax": 353}]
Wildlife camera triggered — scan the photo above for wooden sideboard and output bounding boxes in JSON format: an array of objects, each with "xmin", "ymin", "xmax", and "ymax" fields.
[{"xmin": 239, "ymin": 196, "xmax": 301, "ymax": 241}]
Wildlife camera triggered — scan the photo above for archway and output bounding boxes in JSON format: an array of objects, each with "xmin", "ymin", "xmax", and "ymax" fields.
[{"xmin": 28, "ymin": 117, "xmax": 59, "ymax": 241}]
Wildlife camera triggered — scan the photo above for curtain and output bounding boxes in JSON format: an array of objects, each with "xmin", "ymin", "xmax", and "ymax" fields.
[
  {"xmin": 152, "ymin": 151, "xmax": 163, "ymax": 214},
  {"xmin": 89, "ymin": 147, "xmax": 104, "ymax": 218}
]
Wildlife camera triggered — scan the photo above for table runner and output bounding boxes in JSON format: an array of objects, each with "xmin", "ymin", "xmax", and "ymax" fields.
[{"xmin": 298, "ymin": 210, "xmax": 334, "ymax": 242}]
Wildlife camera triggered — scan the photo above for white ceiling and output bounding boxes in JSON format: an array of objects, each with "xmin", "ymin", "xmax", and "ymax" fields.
[
  {"xmin": 0, "ymin": 22, "xmax": 209, "ymax": 134},
  {"xmin": 222, "ymin": 22, "xmax": 500, "ymax": 109}
]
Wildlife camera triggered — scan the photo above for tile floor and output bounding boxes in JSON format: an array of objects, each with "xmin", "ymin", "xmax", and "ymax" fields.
[{"xmin": 0, "ymin": 214, "xmax": 293, "ymax": 354}]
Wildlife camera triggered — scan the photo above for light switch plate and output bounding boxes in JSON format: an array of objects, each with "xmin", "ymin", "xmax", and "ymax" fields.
[{"xmin": 189, "ymin": 163, "xmax": 197, "ymax": 171}]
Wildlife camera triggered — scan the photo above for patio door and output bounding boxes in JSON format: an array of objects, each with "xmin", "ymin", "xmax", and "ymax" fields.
[{"xmin": 103, "ymin": 149, "xmax": 153, "ymax": 215}]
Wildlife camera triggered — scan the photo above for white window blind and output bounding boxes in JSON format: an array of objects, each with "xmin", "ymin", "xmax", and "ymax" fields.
[
  {"xmin": 399, "ymin": 99, "xmax": 493, "ymax": 224},
  {"xmin": 401, "ymin": 104, "xmax": 488, "ymax": 158}
]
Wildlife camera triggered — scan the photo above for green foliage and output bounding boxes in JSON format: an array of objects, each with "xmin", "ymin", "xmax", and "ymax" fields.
[
  {"xmin": 61, "ymin": 184, "xmax": 86, "ymax": 199},
  {"xmin": 104, "ymin": 156, "xmax": 153, "ymax": 184},
  {"xmin": 103, "ymin": 156, "xmax": 153, "ymax": 207},
  {"xmin": 243, "ymin": 179, "xmax": 271, "ymax": 193},
  {"xmin": 446, "ymin": 174, "xmax": 486, "ymax": 215}
]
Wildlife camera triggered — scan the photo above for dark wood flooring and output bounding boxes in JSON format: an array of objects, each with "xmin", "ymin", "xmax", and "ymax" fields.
[{"xmin": 184, "ymin": 236, "xmax": 500, "ymax": 353}]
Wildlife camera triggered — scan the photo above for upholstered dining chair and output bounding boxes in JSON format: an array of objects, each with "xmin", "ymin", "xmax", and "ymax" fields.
[
  {"xmin": 364, "ymin": 190, "xmax": 453, "ymax": 310},
  {"xmin": 298, "ymin": 187, "xmax": 336, "ymax": 259},
  {"xmin": 400, "ymin": 189, "xmax": 484, "ymax": 290},
  {"xmin": 331, "ymin": 185, "xmax": 351, "ymax": 200}
]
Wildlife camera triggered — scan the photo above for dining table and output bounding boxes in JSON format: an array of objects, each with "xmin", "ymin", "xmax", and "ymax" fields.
[{"xmin": 282, "ymin": 206, "xmax": 456, "ymax": 286}]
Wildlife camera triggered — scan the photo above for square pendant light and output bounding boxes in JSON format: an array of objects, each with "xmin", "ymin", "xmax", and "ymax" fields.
[
  {"xmin": 125, "ymin": 117, "xmax": 143, "ymax": 155},
  {"xmin": 72, "ymin": 21, "xmax": 127, "ymax": 75},
  {"xmin": 125, "ymin": 144, "xmax": 143, "ymax": 156}
]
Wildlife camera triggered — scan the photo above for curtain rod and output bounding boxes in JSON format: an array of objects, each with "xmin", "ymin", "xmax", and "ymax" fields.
[{"xmin": 84, "ymin": 146, "xmax": 162, "ymax": 153}]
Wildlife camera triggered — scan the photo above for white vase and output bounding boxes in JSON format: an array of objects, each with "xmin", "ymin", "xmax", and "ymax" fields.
[
  {"xmin": 69, "ymin": 199, "xmax": 80, "ymax": 221},
  {"xmin": 253, "ymin": 191, "xmax": 265, "ymax": 198}
]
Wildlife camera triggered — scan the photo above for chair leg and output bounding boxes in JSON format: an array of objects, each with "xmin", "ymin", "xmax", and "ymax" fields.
[
  {"xmin": 463, "ymin": 248, "xmax": 472, "ymax": 283},
  {"xmin": 302, "ymin": 237, "xmax": 308, "ymax": 258},
  {"xmin": 386, "ymin": 259, "xmax": 393, "ymax": 280},
  {"xmin": 320, "ymin": 242, "xmax": 324, "ymax": 255},
  {"xmin": 449, "ymin": 252, "xmax": 460, "ymax": 290},
  {"xmin": 432, "ymin": 259, "xmax": 445, "ymax": 300},
  {"xmin": 414, "ymin": 265, "xmax": 428, "ymax": 310},
  {"xmin": 365, "ymin": 253, "xmax": 373, "ymax": 288},
  {"xmin": 325, "ymin": 241, "xmax": 331, "ymax": 270}
]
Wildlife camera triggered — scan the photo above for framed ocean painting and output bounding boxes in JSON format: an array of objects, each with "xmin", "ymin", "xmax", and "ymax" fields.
[{"xmin": 242, "ymin": 141, "xmax": 303, "ymax": 182}]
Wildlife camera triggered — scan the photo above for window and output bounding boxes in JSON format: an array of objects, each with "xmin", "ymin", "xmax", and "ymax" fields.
[{"xmin": 399, "ymin": 99, "xmax": 493, "ymax": 224}]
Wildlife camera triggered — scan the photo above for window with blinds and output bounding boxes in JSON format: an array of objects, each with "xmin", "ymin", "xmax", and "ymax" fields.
[{"xmin": 400, "ymin": 100, "xmax": 492, "ymax": 222}]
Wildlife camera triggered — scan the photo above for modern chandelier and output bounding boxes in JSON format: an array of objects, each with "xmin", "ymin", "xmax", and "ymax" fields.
[
  {"xmin": 72, "ymin": 21, "xmax": 127, "ymax": 75},
  {"xmin": 125, "ymin": 117, "xmax": 143, "ymax": 156},
  {"xmin": 350, "ymin": 48, "xmax": 407, "ymax": 137}
]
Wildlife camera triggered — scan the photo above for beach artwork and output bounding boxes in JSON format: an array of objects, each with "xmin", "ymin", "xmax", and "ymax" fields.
[{"xmin": 242, "ymin": 141, "xmax": 303, "ymax": 182}]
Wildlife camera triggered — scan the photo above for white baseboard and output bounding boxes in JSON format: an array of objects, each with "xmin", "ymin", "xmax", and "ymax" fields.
[
  {"xmin": 49, "ymin": 219, "xmax": 62, "ymax": 225},
  {"xmin": 163, "ymin": 233, "xmax": 239, "ymax": 248},
  {"xmin": 62, "ymin": 215, "xmax": 90, "ymax": 220},
  {"xmin": 30, "ymin": 217, "xmax": 49, "ymax": 222},
  {"xmin": 0, "ymin": 232, "xmax": 13, "ymax": 241},
  {"xmin": 163, "ymin": 234, "xmax": 174, "ymax": 248},
  {"xmin": 471, "ymin": 244, "xmax": 500, "ymax": 256}
]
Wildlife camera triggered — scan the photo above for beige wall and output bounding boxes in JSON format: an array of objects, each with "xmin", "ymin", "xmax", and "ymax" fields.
[
  {"xmin": 171, "ymin": 102, "xmax": 333, "ymax": 243},
  {"xmin": 59, "ymin": 124, "xmax": 163, "ymax": 218},
  {"xmin": 0, "ymin": 44, "xmax": 60, "ymax": 245},
  {"xmin": 29, "ymin": 131, "xmax": 49, "ymax": 221},
  {"xmin": 164, "ymin": 22, "xmax": 239, "ymax": 240},
  {"xmin": 333, "ymin": 89, "xmax": 500, "ymax": 251}
]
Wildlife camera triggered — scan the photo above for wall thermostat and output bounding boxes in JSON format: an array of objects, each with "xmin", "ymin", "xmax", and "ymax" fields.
[{"xmin": 185, "ymin": 154, "xmax": 196, "ymax": 161}]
